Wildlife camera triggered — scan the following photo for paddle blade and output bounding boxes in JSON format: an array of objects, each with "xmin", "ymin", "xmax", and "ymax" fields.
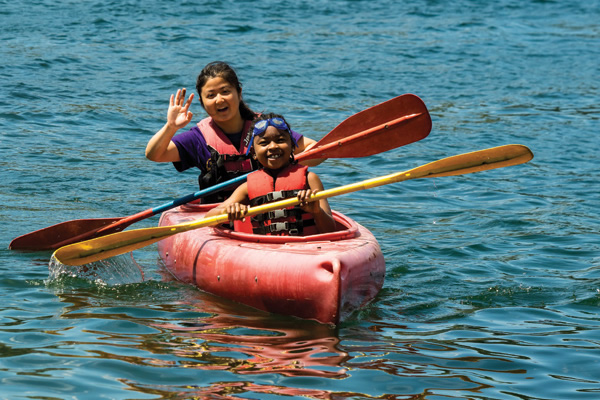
[
  {"xmin": 53, "ymin": 214, "xmax": 230, "ymax": 266},
  {"xmin": 9, "ymin": 217, "xmax": 124, "ymax": 251},
  {"xmin": 52, "ymin": 226, "xmax": 180, "ymax": 266},
  {"xmin": 405, "ymin": 144, "xmax": 534, "ymax": 180},
  {"xmin": 298, "ymin": 94, "xmax": 432, "ymax": 160}
]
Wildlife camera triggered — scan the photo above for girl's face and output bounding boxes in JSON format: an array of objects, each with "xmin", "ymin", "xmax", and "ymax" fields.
[
  {"xmin": 200, "ymin": 76, "xmax": 241, "ymax": 123},
  {"xmin": 253, "ymin": 126, "xmax": 293, "ymax": 170}
]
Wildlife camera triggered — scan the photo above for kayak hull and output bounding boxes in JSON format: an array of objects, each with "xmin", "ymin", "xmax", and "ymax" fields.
[{"xmin": 158, "ymin": 203, "xmax": 385, "ymax": 324}]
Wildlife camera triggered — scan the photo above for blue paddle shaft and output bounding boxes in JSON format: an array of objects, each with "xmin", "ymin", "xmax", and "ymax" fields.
[{"xmin": 150, "ymin": 173, "xmax": 249, "ymax": 215}]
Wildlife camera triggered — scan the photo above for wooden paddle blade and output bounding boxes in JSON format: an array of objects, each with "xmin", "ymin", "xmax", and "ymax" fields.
[
  {"xmin": 411, "ymin": 144, "xmax": 534, "ymax": 179},
  {"xmin": 9, "ymin": 217, "xmax": 124, "ymax": 251},
  {"xmin": 52, "ymin": 226, "xmax": 183, "ymax": 266},
  {"xmin": 298, "ymin": 94, "xmax": 431, "ymax": 160},
  {"xmin": 53, "ymin": 214, "xmax": 230, "ymax": 266}
]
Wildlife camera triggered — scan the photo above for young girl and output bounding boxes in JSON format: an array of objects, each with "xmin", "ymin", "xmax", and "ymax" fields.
[
  {"xmin": 145, "ymin": 61, "xmax": 322, "ymax": 203},
  {"xmin": 205, "ymin": 113, "xmax": 336, "ymax": 236}
]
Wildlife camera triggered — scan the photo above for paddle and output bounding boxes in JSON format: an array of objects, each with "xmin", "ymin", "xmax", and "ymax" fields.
[
  {"xmin": 10, "ymin": 94, "xmax": 431, "ymax": 251},
  {"xmin": 53, "ymin": 144, "xmax": 534, "ymax": 266}
]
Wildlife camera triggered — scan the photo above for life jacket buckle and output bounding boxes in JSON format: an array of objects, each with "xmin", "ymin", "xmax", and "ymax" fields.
[
  {"xmin": 267, "ymin": 209, "xmax": 287, "ymax": 220},
  {"xmin": 266, "ymin": 192, "xmax": 285, "ymax": 202},
  {"xmin": 268, "ymin": 222, "xmax": 290, "ymax": 233},
  {"xmin": 265, "ymin": 222, "xmax": 300, "ymax": 235}
]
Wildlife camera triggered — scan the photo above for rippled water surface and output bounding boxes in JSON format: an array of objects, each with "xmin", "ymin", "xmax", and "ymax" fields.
[{"xmin": 1, "ymin": 0, "xmax": 599, "ymax": 399}]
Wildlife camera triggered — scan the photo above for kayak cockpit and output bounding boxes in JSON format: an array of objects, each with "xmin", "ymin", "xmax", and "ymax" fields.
[{"xmin": 180, "ymin": 203, "xmax": 360, "ymax": 244}]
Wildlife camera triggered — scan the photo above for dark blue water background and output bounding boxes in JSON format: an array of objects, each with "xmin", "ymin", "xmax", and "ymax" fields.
[{"xmin": 1, "ymin": 0, "xmax": 599, "ymax": 398}]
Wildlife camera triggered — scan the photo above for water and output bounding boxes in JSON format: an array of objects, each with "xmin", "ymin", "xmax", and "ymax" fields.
[{"xmin": 1, "ymin": 0, "xmax": 599, "ymax": 398}]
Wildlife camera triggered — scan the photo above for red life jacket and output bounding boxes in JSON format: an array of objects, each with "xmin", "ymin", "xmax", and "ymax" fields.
[
  {"xmin": 197, "ymin": 117, "xmax": 257, "ymax": 203},
  {"xmin": 246, "ymin": 164, "xmax": 317, "ymax": 236}
]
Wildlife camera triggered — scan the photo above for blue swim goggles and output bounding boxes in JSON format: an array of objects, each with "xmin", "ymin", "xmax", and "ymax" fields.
[{"xmin": 245, "ymin": 117, "xmax": 296, "ymax": 155}]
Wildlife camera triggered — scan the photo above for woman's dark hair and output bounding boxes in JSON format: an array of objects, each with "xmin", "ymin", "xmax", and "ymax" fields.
[{"xmin": 196, "ymin": 61, "xmax": 256, "ymax": 121}]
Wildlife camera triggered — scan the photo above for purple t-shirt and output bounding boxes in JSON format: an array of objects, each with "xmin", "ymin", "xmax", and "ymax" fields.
[{"xmin": 172, "ymin": 124, "xmax": 303, "ymax": 173}]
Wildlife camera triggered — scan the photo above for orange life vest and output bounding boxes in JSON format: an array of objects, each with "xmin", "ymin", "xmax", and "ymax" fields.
[{"xmin": 246, "ymin": 164, "xmax": 317, "ymax": 236}]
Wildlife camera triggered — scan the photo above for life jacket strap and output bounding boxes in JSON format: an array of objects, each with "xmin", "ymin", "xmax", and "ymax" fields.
[
  {"xmin": 249, "ymin": 190, "xmax": 299, "ymax": 206},
  {"xmin": 253, "ymin": 221, "xmax": 301, "ymax": 236},
  {"xmin": 251, "ymin": 208, "xmax": 300, "ymax": 223}
]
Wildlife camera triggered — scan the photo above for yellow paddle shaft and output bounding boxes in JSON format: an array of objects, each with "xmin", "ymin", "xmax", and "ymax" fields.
[{"xmin": 53, "ymin": 144, "xmax": 533, "ymax": 266}]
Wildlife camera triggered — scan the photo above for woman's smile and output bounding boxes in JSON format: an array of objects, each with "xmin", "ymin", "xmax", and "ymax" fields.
[{"xmin": 200, "ymin": 76, "xmax": 243, "ymax": 132}]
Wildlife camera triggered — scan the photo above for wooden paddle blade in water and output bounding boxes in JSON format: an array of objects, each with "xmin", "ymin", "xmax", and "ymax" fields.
[
  {"xmin": 53, "ymin": 144, "xmax": 533, "ymax": 267},
  {"xmin": 53, "ymin": 214, "xmax": 231, "ymax": 267}
]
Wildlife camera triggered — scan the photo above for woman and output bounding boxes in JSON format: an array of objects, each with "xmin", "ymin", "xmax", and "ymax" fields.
[{"xmin": 146, "ymin": 61, "xmax": 320, "ymax": 203}]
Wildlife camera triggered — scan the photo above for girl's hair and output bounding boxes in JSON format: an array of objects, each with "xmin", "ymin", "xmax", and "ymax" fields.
[{"xmin": 195, "ymin": 61, "xmax": 256, "ymax": 121}]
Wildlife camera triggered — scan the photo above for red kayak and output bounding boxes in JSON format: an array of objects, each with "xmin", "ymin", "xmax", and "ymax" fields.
[{"xmin": 157, "ymin": 203, "xmax": 385, "ymax": 325}]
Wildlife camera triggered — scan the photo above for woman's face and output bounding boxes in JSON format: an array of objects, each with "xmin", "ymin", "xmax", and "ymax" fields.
[
  {"xmin": 253, "ymin": 126, "xmax": 293, "ymax": 170},
  {"xmin": 200, "ymin": 76, "xmax": 241, "ymax": 124}
]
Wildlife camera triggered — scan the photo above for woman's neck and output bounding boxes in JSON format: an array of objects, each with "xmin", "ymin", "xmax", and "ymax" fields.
[{"xmin": 214, "ymin": 115, "xmax": 245, "ymax": 134}]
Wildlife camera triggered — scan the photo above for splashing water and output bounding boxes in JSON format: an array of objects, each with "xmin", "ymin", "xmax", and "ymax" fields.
[{"xmin": 48, "ymin": 253, "xmax": 145, "ymax": 286}]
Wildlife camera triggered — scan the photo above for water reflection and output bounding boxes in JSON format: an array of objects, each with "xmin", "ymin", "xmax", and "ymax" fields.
[
  {"xmin": 151, "ymin": 298, "xmax": 350, "ymax": 378},
  {"xmin": 122, "ymin": 379, "xmax": 337, "ymax": 400},
  {"xmin": 47, "ymin": 264, "xmax": 594, "ymax": 399},
  {"xmin": 48, "ymin": 282, "xmax": 352, "ymax": 398}
]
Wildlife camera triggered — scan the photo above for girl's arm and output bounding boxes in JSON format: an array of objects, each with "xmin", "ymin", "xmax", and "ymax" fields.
[
  {"xmin": 205, "ymin": 183, "xmax": 250, "ymax": 221},
  {"xmin": 298, "ymin": 172, "xmax": 336, "ymax": 233}
]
